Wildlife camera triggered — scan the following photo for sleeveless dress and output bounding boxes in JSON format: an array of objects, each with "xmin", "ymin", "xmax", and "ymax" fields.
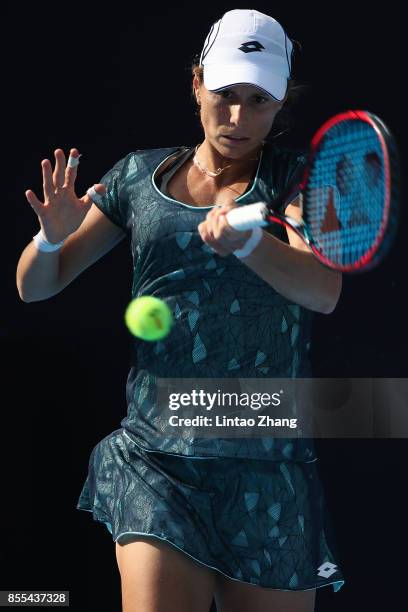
[{"xmin": 76, "ymin": 143, "xmax": 345, "ymax": 593}]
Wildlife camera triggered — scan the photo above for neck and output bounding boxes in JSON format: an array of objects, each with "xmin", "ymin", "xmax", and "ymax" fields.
[{"xmin": 194, "ymin": 139, "xmax": 263, "ymax": 185}]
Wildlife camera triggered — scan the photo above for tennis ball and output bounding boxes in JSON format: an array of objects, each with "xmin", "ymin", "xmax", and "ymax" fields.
[{"xmin": 124, "ymin": 296, "xmax": 173, "ymax": 341}]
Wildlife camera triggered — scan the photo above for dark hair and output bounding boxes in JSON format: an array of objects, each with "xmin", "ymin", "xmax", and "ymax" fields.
[{"xmin": 189, "ymin": 43, "xmax": 309, "ymax": 142}]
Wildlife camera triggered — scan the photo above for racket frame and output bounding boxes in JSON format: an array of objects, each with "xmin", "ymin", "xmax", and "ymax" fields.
[
  {"xmin": 234, "ymin": 110, "xmax": 399, "ymax": 273},
  {"xmin": 302, "ymin": 110, "xmax": 395, "ymax": 273}
]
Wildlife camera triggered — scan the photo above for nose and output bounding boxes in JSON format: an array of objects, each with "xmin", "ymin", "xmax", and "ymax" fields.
[{"xmin": 229, "ymin": 103, "xmax": 245, "ymax": 125}]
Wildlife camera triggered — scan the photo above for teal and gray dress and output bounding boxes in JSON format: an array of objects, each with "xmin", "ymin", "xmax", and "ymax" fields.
[{"xmin": 76, "ymin": 143, "xmax": 345, "ymax": 593}]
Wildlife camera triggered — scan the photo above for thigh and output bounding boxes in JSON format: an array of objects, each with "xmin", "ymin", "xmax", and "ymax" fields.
[
  {"xmin": 214, "ymin": 575, "xmax": 316, "ymax": 612},
  {"xmin": 115, "ymin": 536, "xmax": 217, "ymax": 612}
]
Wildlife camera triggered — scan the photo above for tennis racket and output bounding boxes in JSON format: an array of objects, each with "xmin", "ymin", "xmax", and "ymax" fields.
[{"xmin": 226, "ymin": 110, "xmax": 400, "ymax": 273}]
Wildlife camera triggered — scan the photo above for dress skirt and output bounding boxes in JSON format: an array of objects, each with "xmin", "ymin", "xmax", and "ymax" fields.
[{"xmin": 76, "ymin": 428, "xmax": 345, "ymax": 593}]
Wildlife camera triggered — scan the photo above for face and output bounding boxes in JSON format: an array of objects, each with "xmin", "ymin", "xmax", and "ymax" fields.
[{"xmin": 193, "ymin": 76, "xmax": 285, "ymax": 158}]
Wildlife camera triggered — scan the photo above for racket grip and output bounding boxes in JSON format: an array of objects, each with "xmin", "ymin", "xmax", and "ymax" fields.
[{"xmin": 226, "ymin": 202, "xmax": 269, "ymax": 231}]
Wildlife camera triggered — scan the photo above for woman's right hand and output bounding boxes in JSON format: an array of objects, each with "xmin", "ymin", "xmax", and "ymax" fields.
[{"xmin": 25, "ymin": 148, "xmax": 107, "ymax": 244}]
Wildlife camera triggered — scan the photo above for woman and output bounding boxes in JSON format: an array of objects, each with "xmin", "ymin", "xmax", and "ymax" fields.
[{"xmin": 17, "ymin": 9, "xmax": 345, "ymax": 612}]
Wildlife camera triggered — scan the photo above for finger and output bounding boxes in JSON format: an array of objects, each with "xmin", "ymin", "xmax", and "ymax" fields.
[
  {"xmin": 206, "ymin": 204, "xmax": 230, "ymax": 223},
  {"xmin": 203, "ymin": 214, "xmax": 225, "ymax": 244},
  {"xmin": 42, "ymin": 159, "xmax": 54, "ymax": 201},
  {"xmin": 64, "ymin": 148, "xmax": 82, "ymax": 189},
  {"xmin": 81, "ymin": 184, "xmax": 107, "ymax": 207},
  {"xmin": 211, "ymin": 213, "xmax": 253, "ymax": 252},
  {"xmin": 25, "ymin": 189, "xmax": 44, "ymax": 216},
  {"xmin": 215, "ymin": 210, "xmax": 250, "ymax": 242},
  {"xmin": 215, "ymin": 202, "xmax": 238, "ymax": 219},
  {"xmin": 199, "ymin": 220, "xmax": 230, "ymax": 256},
  {"xmin": 52, "ymin": 149, "xmax": 66, "ymax": 190},
  {"xmin": 210, "ymin": 202, "xmax": 238, "ymax": 223},
  {"xmin": 212, "ymin": 210, "xmax": 238, "ymax": 241},
  {"xmin": 198, "ymin": 222, "xmax": 215, "ymax": 250}
]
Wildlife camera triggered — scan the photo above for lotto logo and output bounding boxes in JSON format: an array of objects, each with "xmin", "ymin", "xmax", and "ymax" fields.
[
  {"xmin": 317, "ymin": 562, "xmax": 338, "ymax": 578},
  {"xmin": 238, "ymin": 41, "xmax": 265, "ymax": 53}
]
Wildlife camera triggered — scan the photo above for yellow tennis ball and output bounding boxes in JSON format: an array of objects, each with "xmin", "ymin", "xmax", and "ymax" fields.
[{"xmin": 124, "ymin": 296, "xmax": 173, "ymax": 341}]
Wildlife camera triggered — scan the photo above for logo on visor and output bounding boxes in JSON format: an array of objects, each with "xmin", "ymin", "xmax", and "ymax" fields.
[{"xmin": 238, "ymin": 41, "xmax": 265, "ymax": 53}]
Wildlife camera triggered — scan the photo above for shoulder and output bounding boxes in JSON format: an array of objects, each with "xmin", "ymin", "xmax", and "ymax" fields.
[
  {"xmin": 100, "ymin": 146, "xmax": 189, "ymax": 184},
  {"xmin": 124, "ymin": 146, "xmax": 191, "ymax": 175},
  {"xmin": 128, "ymin": 145, "xmax": 189, "ymax": 163}
]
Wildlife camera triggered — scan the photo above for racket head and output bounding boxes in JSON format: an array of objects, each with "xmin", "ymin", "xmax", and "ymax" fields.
[{"xmin": 301, "ymin": 110, "xmax": 400, "ymax": 273}]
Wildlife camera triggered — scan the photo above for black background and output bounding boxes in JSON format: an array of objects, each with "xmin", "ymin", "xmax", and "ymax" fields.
[{"xmin": 4, "ymin": 1, "xmax": 408, "ymax": 610}]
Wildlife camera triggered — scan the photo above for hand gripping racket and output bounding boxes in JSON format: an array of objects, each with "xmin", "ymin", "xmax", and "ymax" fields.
[{"xmin": 226, "ymin": 110, "xmax": 400, "ymax": 273}]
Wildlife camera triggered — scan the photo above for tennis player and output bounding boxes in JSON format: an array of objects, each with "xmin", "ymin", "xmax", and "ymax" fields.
[{"xmin": 17, "ymin": 9, "xmax": 345, "ymax": 612}]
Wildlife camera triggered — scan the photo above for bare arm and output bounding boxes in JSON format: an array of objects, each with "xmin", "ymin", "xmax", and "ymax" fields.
[
  {"xmin": 17, "ymin": 241, "xmax": 60, "ymax": 302},
  {"xmin": 237, "ymin": 198, "xmax": 342, "ymax": 314},
  {"xmin": 198, "ymin": 197, "xmax": 342, "ymax": 314},
  {"xmin": 17, "ymin": 203, "xmax": 126, "ymax": 302},
  {"xmin": 240, "ymin": 231, "xmax": 342, "ymax": 314}
]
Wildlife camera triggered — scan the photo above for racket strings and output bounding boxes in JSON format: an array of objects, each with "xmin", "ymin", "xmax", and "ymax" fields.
[{"xmin": 305, "ymin": 121, "xmax": 387, "ymax": 266}]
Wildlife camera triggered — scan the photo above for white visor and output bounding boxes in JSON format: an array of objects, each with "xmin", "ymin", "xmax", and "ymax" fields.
[{"xmin": 203, "ymin": 63, "xmax": 288, "ymax": 102}]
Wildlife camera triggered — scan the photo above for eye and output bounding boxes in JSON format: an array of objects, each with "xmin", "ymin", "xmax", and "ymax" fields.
[
  {"xmin": 254, "ymin": 95, "xmax": 268, "ymax": 104},
  {"xmin": 218, "ymin": 90, "xmax": 233, "ymax": 99}
]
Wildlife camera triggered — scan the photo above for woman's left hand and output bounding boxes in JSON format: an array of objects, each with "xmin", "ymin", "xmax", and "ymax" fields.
[{"xmin": 197, "ymin": 198, "xmax": 252, "ymax": 257}]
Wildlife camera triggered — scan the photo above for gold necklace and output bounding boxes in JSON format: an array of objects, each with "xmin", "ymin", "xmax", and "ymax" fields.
[
  {"xmin": 193, "ymin": 145, "xmax": 231, "ymax": 177},
  {"xmin": 193, "ymin": 144, "xmax": 262, "ymax": 179}
]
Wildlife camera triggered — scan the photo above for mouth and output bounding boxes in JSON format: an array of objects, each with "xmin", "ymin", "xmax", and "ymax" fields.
[{"xmin": 221, "ymin": 135, "xmax": 249, "ymax": 142}]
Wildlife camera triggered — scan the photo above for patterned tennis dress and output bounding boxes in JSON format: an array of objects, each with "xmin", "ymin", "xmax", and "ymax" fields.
[{"xmin": 76, "ymin": 142, "xmax": 345, "ymax": 593}]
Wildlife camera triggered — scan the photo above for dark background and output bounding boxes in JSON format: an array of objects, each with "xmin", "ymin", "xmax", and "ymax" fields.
[{"xmin": 4, "ymin": 1, "xmax": 407, "ymax": 610}]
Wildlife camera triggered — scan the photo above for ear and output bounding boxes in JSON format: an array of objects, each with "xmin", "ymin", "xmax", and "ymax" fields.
[{"xmin": 192, "ymin": 74, "xmax": 200, "ymax": 98}]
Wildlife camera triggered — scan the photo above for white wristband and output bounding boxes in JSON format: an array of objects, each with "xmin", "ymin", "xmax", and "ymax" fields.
[
  {"xmin": 233, "ymin": 226, "xmax": 263, "ymax": 258},
  {"xmin": 32, "ymin": 229, "xmax": 66, "ymax": 252}
]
